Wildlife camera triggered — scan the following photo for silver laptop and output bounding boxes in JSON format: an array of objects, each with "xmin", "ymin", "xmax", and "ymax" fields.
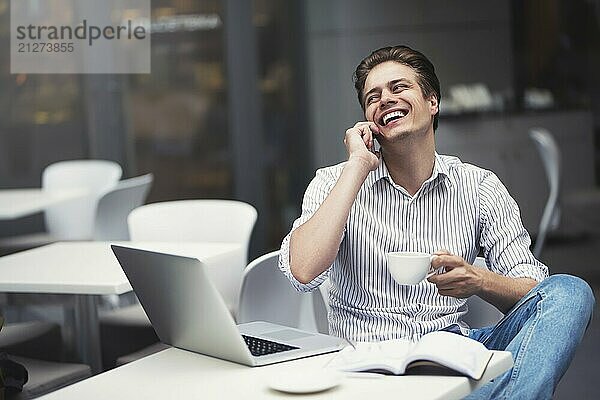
[{"xmin": 111, "ymin": 245, "xmax": 344, "ymax": 366}]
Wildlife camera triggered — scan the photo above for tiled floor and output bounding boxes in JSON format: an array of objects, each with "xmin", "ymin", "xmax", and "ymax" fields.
[{"xmin": 539, "ymin": 234, "xmax": 600, "ymax": 399}]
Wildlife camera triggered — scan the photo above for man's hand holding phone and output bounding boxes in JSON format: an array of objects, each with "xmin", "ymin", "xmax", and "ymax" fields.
[{"xmin": 344, "ymin": 121, "xmax": 381, "ymax": 172}]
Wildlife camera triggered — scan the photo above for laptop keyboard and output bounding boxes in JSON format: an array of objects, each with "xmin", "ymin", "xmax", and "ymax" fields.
[{"xmin": 242, "ymin": 335, "xmax": 299, "ymax": 357}]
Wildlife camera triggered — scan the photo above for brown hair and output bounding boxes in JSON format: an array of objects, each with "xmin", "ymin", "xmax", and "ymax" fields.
[{"xmin": 353, "ymin": 45, "xmax": 441, "ymax": 130}]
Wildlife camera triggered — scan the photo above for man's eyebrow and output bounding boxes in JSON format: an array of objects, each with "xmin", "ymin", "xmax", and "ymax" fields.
[
  {"xmin": 385, "ymin": 78, "xmax": 414, "ymax": 92},
  {"xmin": 363, "ymin": 87, "xmax": 380, "ymax": 102},
  {"xmin": 363, "ymin": 78, "xmax": 412, "ymax": 102},
  {"xmin": 389, "ymin": 78, "xmax": 411, "ymax": 86}
]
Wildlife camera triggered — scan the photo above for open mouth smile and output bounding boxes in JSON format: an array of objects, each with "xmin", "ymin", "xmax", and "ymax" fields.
[{"xmin": 380, "ymin": 109, "xmax": 408, "ymax": 126}]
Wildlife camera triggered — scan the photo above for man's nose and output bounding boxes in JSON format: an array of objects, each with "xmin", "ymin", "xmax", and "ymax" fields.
[{"xmin": 379, "ymin": 90, "xmax": 397, "ymax": 108}]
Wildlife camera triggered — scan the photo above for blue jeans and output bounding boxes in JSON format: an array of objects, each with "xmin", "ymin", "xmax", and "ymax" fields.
[{"xmin": 464, "ymin": 274, "xmax": 595, "ymax": 400}]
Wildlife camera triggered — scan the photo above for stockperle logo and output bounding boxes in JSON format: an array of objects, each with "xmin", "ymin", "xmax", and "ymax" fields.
[{"xmin": 11, "ymin": 0, "xmax": 150, "ymax": 74}]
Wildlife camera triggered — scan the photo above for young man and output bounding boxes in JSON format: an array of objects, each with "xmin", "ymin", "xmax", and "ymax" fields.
[{"xmin": 279, "ymin": 45, "xmax": 594, "ymax": 399}]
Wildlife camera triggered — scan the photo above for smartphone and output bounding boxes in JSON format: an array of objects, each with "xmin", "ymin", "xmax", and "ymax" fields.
[{"xmin": 370, "ymin": 136, "xmax": 380, "ymax": 154}]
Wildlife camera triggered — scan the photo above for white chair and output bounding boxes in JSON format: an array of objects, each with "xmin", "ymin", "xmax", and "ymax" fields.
[
  {"xmin": 94, "ymin": 173, "xmax": 154, "ymax": 309},
  {"xmin": 313, "ymin": 278, "xmax": 331, "ymax": 334},
  {"xmin": 128, "ymin": 199, "xmax": 258, "ymax": 264},
  {"xmin": 463, "ymin": 257, "xmax": 504, "ymax": 328},
  {"xmin": 101, "ymin": 199, "xmax": 258, "ymax": 367},
  {"xmin": 93, "ymin": 173, "xmax": 154, "ymax": 240},
  {"xmin": 0, "ymin": 160, "xmax": 122, "ymax": 252},
  {"xmin": 529, "ymin": 128, "xmax": 561, "ymax": 258},
  {"xmin": 43, "ymin": 160, "xmax": 122, "ymax": 240},
  {"xmin": 0, "ymin": 320, "xmax": 63, "ymax": 362},
  {"xmin": 238, "ymin": 251, "xmax": 318, "ymax": 332},
  {"xmin": 0, "ymin": 320, "xmax": 92, "ymax": 398}
]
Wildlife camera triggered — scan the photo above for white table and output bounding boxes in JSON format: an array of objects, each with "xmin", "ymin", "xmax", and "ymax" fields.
[
  {"xmin": 0, "ymin": 188, "xmax": 85, "ymax": 220},
  {"xmin": 0, "ymin": 241, "xmax": 244, "ymax": 373},
  {"xmin": 39, "ymin": 347, "xmax": 514, "ymax": 399}
]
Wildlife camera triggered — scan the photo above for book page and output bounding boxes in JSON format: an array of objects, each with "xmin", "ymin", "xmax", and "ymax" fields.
[
  {"xmin": 326, "ymin": 332, "xmax": 492, "ymax": 379},
  {"xmin": 407, "ymin": 331, "xmax": 492, "ymax": 379},
  {"xmin": 326, "ymin": 339, "xmax": 414, "ymax": 374}
]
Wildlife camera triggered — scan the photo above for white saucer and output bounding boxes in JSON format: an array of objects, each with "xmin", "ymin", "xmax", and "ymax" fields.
[{"xmin": 267, "ymin": 370, "xmax": 342, "ymax": 394}]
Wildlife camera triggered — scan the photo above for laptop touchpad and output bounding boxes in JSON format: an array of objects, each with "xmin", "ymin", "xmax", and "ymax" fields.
[{"xmin": 263, "ymin": 329, "xmax": 313, "ymax": 341}]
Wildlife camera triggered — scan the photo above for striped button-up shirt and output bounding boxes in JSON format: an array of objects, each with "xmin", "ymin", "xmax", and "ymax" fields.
[{"xmin": 279, "ymin": 153, "xmax": 548, "ymax": 342}]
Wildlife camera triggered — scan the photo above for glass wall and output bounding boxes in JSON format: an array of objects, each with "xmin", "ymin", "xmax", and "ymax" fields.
[
  {"xmin": 123, "ymin": 0, "xmax": 310, "ymax": 254},
  {"xmin": 513, "ymin": 0, "xmax": 600, "ymax": 180},
  {"xmin": 0, "ymin": 0, "xmax": 86, "ymax": 188},
  {"xmin": 129, "ymin": 0, "xmax": 231, "ymax": 201},
  {"xmin": 254, "ymin": 0, "xmax": 310, "ymax": 249}
]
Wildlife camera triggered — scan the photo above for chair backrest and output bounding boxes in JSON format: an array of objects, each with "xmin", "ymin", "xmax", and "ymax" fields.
[
  {"xmin": 42, "ymin": 160, "xmax": 122, "ymax": 240},
  {"xmin": 463, "ymin": 257, "xmax": 504, "ymax": 328},
  {"xmin": 93, "ymin": 173, "xmax": 154, "ymax": 240},
  {"xmin": 529, "ymin": 127, "xmax": 561, "ymax": 258},
  {"xmin": 237, "ymin": 251, "xmax": 318, "ymax": 331},
  {"xmin": 128, "ymin": 199, "xmax": 258, "ymax": 263},
  {"xmin": 312, "ymin": 278, "xmax": 331, "ymax": 334}
]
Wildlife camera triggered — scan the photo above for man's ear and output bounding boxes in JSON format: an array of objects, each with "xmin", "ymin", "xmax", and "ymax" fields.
[{"xmin": 428, "ymin": 95, "xmax": 439, "ymax": 115}]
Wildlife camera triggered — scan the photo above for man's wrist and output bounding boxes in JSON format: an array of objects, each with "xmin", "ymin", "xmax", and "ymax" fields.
[
  {"xmin": 346, "ymin": 156, "xmax": 374, "ymax": 175},
  {"xmin": 476, "ymin": 267, "xmax": 493, "ymax": 296}
]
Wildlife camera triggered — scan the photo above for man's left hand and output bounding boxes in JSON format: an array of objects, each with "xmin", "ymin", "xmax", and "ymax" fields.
[{"xmin": 427, "ymin": 249, "xmax": 486, "ymax": 298}]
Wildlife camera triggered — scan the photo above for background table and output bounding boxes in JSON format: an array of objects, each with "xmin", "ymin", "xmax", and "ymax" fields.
[
  {"xmin": 38, "ymin": 347, "xmax": 514, "ymax": 399},
  {"xmin": 0, "ymin": 188, "xmax": 85, "ymax": 220},
  {"xmin": 0, "ymin": 241, "xmax": 244, "ymax": 373}
]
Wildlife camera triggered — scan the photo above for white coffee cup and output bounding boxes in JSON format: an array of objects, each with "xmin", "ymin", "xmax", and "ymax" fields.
[{"xmin": 386, "ymin": 252, "xmax": 437, "ymax": 285}]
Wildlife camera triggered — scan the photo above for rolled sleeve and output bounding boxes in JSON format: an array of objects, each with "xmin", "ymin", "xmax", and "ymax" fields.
[
  {"xmin": 278, "ymin": 232, "xmax": 328, "ymax": 292},
  {"xmin": 478, "ymin": 173, "xmax": 549, "ymax": 282},
  {"xmin": 505, "ymin": 263, "xmax": 548, "ymax": 282},
  {"xmin": 278, "ymin": 166, "xmax": 343, "ymax": 292}
]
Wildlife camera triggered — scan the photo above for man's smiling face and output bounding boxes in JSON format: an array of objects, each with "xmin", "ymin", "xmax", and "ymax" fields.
[{"xmin": 363, "ymin": 61, "xmax": 438, "ymax": 142}]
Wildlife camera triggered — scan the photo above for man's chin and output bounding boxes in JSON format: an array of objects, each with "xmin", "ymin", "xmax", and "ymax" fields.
[{"xmin": 381, "ymin": 129, "xmax": 412, "ymax": 142}]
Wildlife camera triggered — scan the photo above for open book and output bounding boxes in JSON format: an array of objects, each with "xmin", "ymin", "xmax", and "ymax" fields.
[{"xmin": 328, "ymin": 331, "xmax": 493, "ymax": 380}]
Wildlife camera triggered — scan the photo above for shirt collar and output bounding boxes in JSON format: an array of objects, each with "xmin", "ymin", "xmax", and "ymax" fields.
[
  {"xmin": 365, "ymin": 152, "xmax": 454, "ymax": 189},
  {"xmin": 364, "ymin": 157, "xmax": 391, "ymax": 188},
  {"xmin": 433, "ymin": 153, "xmax": 454, "ymax": 187}
]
